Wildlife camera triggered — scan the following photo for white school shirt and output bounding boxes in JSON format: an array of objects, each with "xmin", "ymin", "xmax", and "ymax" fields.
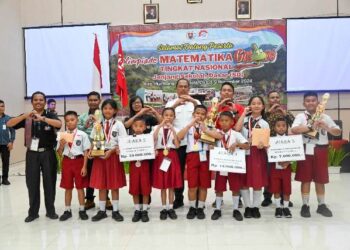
[
  {"xmin": 165, "ymin": 98, "xmax": 200, "ymax": 146},
  {"xmin": 292, "ymin": 111, "xmax": 339, "ymax": 145},
  {"xmin": 153, "ymin": 125, "xmax": 178, "ymax": 150},
  {"xmin": 185, "ymin": 126, "xmax": 209, "ymax": 153},
  {"xmin": 90, "ymin": 119, "xmax": 127, "ymax": 149},
  {"xmin": 240, "ymin": 115, "xmax": 270, "ymax": 140},
  {"xmin": 59, "ymin": 129, "xmax": 91, "ymax": 157},
  {"xmin": 216, "ymin": 129, "xmax": 248, "ymax": 148}
]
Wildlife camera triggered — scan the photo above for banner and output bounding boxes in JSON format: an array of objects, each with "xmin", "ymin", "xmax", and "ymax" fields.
[
  {"xmin": 209, "ymin": 147, "xmax": 246, "ymax": 174},
  {"xmin": 118, "ymin": 134, "xmax": 155, "ymax": 162},
  {"xmin": 267, "ymin": 135, "xmax": 305, "ymax": 162},
  {"xmin": 110, "ymin": 20, "xmax": 286, "ymax": 108}
]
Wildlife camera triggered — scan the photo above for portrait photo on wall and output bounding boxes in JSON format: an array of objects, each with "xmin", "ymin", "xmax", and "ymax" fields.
[
  {"xmin": 187, "ymin": 0, "xmax": 203, "ymax": 3},
  {"xmin": 144, "ymin": 4, "xmax": 159, "ymax": 24},
  {"xmin": 236, "ymin": 0, "xmax": 251, "ymax": 19}
]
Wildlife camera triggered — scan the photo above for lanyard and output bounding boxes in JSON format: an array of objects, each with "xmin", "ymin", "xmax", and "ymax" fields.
[
  {"xmin": 162, "ymin": 127, "xmax": 172, "ymax": 149},
  {"xmin": 67, "ymin": 129, "xmax": 77, "ymax": 153},
  {"xmin": 221, "ymin": 129, "xmax": 231, "ymax": 149},
  {"xmin": 193, "ymin": 125, "xmax": 201, "ymax": 144},
  {"xmin": 103, "ymin": 119, "xmax": 115, "ymax": 143},
  {"xmin": 248, "ymin": 115, "xmax": 261, "ymax": 138}
]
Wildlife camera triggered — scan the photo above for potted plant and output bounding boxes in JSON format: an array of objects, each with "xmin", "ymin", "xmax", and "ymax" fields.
[{"xmin": 328, "ymin": 145, "xmax": 350, "ymax": 174}]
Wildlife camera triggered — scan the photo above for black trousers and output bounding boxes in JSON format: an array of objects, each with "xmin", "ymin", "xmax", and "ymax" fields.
[
  {"xmin": 85, "ymin": 158, "xmax": 95, "ymax": 201},
  {"xmin": 175, "ymin": 145, "xmax": 187, "ymax": 202},
  {"xmin": 0, "ymin": 145, "xmax": 10, "ymax": 179},
  {"xmin": 26, "ymin": 150, "xmax": 57, "ymax": 216}
]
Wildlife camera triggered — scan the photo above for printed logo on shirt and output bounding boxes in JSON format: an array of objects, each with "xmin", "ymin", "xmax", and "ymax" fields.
[
  {"xmin": 44, "ymin": 126, "xmax": 51, "ymax": 131},
  {"xmin": 244, "ymin": 122, "xmax": 249, "ymax": 129},
  {"xmin": 112, "ymin": 131, "xmax": 118, "ymax": 137},
  {"xmin": 76, "ymin": 140, "xmax": 81, "ymax": 146},
  {"xmin": 255, "ymin": 124, "xmax": 261, "ymax": 129}
]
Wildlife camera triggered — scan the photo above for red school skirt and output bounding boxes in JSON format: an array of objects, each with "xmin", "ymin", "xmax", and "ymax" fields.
[
  {"xmin": 90, "ymin": 154, "xmax": 126, "ymax": 190},
  {"xmin": 242, "ymin": 146, "xmax": 268, "ymax": 189},
  {"xmin": 129, "ymin": 160, "xmax": 151, "ymax": 196},
  {"xmin": 153, "ymin": 149, "xmax": 183, "ymax": 189}
]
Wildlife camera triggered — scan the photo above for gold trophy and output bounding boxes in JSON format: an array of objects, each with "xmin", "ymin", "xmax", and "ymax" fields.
[
  {"xmin": 199, "ymin": 97, "xmax": 219, "ymax": 145},
  {"xmin": 304, "ymin": 93, "xmax": 330, "ymax": 139},
  {"xmin": 91, "ymin": 110, "xmax": 106, "ymax": 156}
]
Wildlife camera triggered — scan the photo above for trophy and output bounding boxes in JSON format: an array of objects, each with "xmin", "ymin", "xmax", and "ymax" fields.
[
  {"xmin": 199, "ymin": 97, "xmax": 219, "ymax": 145},
  {"xmin": 91, "ymin": 110, "xmax": 106, "ymax": 156},
  {"xmin": 304, "ymin": 93, "xmax": 330, "ymax": 139}
]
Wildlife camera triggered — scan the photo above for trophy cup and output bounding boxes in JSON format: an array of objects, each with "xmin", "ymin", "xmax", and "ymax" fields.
[
  {"xmin": 304, "ymin": 93, "xmax": 330, "ymax": 139},
  {"xmin": 199, "ymin": 97, "xmax": 219, "ymax": 145},
  {"xmin": 91, "ymin": 110, "xmax": 106, "ymax": 156}
]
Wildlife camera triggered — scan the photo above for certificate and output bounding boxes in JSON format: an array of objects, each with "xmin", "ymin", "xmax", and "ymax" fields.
[
  {"xmin": 209, "ymin": 147, "xmax": 246, "ymax": 174},
  {"xmin": 267, "ymin": 135, "xmax": 305, "ymax": 162},
  {"xmin": 252, "ymin": 128, "xmax": 270, "ymax": 147},
  {"xmin": 57, "ymin": 132, "xmax": 74, "ymax": 143},
  {"xmin": 119, "ymin": 134, "xmax": 155, "ymax": 162}
]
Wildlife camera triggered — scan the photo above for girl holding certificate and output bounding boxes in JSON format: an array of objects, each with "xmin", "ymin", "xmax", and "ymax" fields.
[
  {"xmin": 235, "ymin": 96, "xmax": 269, "ymax": 219},
  {"xmin": 152, "ymin": 107, "xmax": 182, "ymax": 220},
  {"xmin": 89, "ymin": 99, "xmax": 127, "ymax": 222}
]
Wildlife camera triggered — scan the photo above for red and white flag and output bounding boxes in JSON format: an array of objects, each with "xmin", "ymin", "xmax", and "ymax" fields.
[
  {"xmin": 116, "ymin": 34, "xmax": 128, "ymax": 107},
  {"xmin": 92, "ymin": 34, "xmax": 103, "ymax": 93}
]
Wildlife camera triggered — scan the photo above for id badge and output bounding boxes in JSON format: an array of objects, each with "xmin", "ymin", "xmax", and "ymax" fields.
[
  {"xmin": 30, "ymin": 138, "xmax": 39, "ymax": 151},
  {"xmin": 276, "ymin": 163, "xmax": 283, "ymax": 170},
  {"xmin": 220, "ymin": 171, "xmax": 228, "ymax": 176},
  {"xmin": 160, "ymin": 157, "xmax": 171, "ymax": 172},
  {"xmin": 306, "ymin": 143, "xmax": 315, "ymax": 155},
  {"xmin": 199, "ymin": 150, "xmax": 207, "ymax": 162},
  {"xmin": 245, "ymin": 149, "xmax": 251, "ymax": 156},
  {"xmin": 2, "ymin": 124, "xmax": 6, "ymax": 130}
]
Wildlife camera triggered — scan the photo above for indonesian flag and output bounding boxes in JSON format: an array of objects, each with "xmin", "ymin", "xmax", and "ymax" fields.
[
  {"xmin": 116, "ymin": 34, "xmax": 128, "ymax": 107},
  {"xmin": 92, "ymin": 34, "xmax": 103, "ymax": 93}
]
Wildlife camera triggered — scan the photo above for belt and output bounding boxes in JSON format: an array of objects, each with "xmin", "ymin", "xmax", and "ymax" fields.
[
  {"xmin": 28, "ymin": 147, "xmax": 52, "ymax": 152},
  {"xmin": 64, "ymin": 155, "xmax": 84, "ymax": 160}
]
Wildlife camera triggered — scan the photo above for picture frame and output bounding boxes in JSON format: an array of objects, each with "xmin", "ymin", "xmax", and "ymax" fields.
[
  {"xmin": 236, "ymin": 0, "xmax": 251, "ymax": 19},
  {"xmin": 187, "ymin": 0, "xmax": 203, "ymax": 3},
  {"xmin": 143, "ymin": 4, "xmax": 159, "ymax": 24}
]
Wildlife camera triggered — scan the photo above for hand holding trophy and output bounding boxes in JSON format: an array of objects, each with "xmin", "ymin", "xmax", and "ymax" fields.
[
  {"xmin": 91, "ymin": 110, "xmax": 106, "ymax": 156},
  {"xmin": 199, "ymin": 97, "xmax": 219, "ymax": 145}
]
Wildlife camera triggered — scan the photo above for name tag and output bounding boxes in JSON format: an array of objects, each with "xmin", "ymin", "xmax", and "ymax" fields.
[
  {"xmin": 160, "ymin": 157, "xmax": 171, "ymax": 172},
  {"xmin": 2, "ymin": 124, "xmax": 6, "ymax": 130},
  {"xmin": 199, "ymin": 150, "xmax": 207, "ymax": 162},
  {"xmin": 30, "ymin": 138, "xmax": 39, "ymax": 151},
  {"xmin": 306, "ymin": 143, "xmax": 315, "ymax": 155}
]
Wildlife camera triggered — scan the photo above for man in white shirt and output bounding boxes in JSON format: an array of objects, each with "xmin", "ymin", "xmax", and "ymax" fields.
[{"xmin": 165, "ymin": 78, "xmax": 200, "ymax": 208}]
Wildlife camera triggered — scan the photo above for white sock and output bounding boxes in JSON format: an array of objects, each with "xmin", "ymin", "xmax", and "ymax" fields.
[
  {"xmin": 317, "ymin": 195, "xmax": 325, "ymax": 205},
  {"xmin": 142, "ymin": 204, "xmax": 148, "ymax": 211},
  {"xmin": 253, "ymin": 190, "xmax": 262, "ymax": 208},
  {"xmin": 302, "ymin": 194, "xmax": 310, "ymax": 205},
  {"xmin": 168, "ymin": 204, "xmax": 173, "ymax": 210},
  {"xmin": 65, "ymin": 206, "xmax": 71, "ymax": 211},
  {"xmin": 79, "ymin": 205, "xmax": 85, "ymax": 211},
  {"xmin": 112, "ymin": 200, "xmax": 119, "ymax": 212},
  {"xmin": 275, "ymin": 198, "xmax": 281, "ymax": 208},
  {"xmin": 216, "ymin": 197, "xmax": 223, "ymax": 210},
  {"xmin": 99, "ymin": 201, "xmax": 106, "ymax": 211},
  {"xmin": 162, "ymin": 205, "xmax": 166, "ymax": 210},
  {"xmin": 198, "ymin": 201, "xmax": 205, "ymax": 208},
  {"xmin": 232, "ymin": 196, "xmax": 239, "ymax": 210},
  {"xmin": 134, "ymin": 204, "xmax": 141, "ymax": 211},
  {"xmin": 283, "ymin": 200, "xmax": 289, "ymax": 208},
  {"xmin": 189, "ymin": 200, "xmax": 196, "ymax": 208},
  {"xmin": 241, "ymin": 189, "xmax": 251, "ymax": 208}
]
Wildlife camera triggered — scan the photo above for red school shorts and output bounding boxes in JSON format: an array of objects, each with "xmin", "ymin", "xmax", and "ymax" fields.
[
  {"xmin": 295, "ymin": 145, "xmax": 329, "ymax": 184},
  {"xmin": 214, "ymin": 172, "xmax": 244, "ymax": 193},
  {"xmin": 269, "ymin": 163, "xmax": 292, "ymax": 195},
  {"xmin": 60, "ymin": 156, "xmax": 89, "ymax": 189},
  {"xmin": 186, "ymin": 152, "xmax": 211, "ymax": 189},
  {"xmin": 129, "ymin": 160, "xmax": 151, "ymax": 196}
]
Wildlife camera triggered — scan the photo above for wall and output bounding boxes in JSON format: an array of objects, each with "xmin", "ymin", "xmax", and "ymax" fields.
[{"xmin": 1, "ymin": 0, "xmax": 350, "ymax": 162}]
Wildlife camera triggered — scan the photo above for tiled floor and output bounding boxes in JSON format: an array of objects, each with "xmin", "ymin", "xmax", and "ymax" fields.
[{"xmin": 1, "ymin": 163, "xmax": 350, "ymax": 250}]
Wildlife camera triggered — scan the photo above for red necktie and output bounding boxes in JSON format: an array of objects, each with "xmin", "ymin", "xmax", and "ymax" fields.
[{"xmin": 105, "ymin": 121, "xmax": 110, "ymax": 137}]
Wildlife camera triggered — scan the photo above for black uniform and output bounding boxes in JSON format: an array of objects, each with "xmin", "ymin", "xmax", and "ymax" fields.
[{"xmin": 13, "ymin": 110, "xmax": 60, "ymax": 217}]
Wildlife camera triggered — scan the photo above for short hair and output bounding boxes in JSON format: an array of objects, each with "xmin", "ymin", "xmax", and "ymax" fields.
[
  {"xmin": 274, "ymin": 116, "xmax": 287, "ymax": 125},
  {"xmin": 175, "ymin": 78, "xmax": 190, "ymax": 88},
  {"xmin": 0, "ymin": 100, "xmax": 4, "ymax": 105},
  {"xmin": 31, "ymin": 91, "xmax": 46, "ymax": 102},
  {"xmin": 87, "ymin": 91, "xmax": 101, "ymax": 100},
  {"xmin": 101, "ymin": 99, "xmax": 118, "ymax": 117},
  {"xmin": 267, "ymin": 90, "xmax": 279, "ymax": 98},
  {"xmin": 219, "ymin": 111, "xmax": 234, "ymax": 120},
  {"xmin": 303, "ymin": 91, "xmax": 318, "ymax": 100},
  {"xmin": 194, "ymin": 104, "xmax": 207, "ymax": 113},
  {"xmin": 47, "ymin": 98, "xmax": 56, "ymax": 105},
  {"xmin": 162, "ymin": 107, "xmax": 175, "ymax": 116},
  {"xmin": 133, "ymin": 116, "xmax": 146, "ymax": 124},
  {"xmin": 64, "ymin": 110, "xmax": 78, "ymax": 118},
  {"xmin": 220, "ymin": 82, "xmax": 234, "ymax": 92}
]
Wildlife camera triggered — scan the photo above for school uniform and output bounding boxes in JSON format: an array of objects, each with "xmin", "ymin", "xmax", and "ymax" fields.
[
  {"xmin": 185, "ymin": 126, "xmax": 211, "ymax": 189},
  {"xmin": 59, "ymin": 129, "xmax": 91, "ymax": 190},
  {"xmin": 214, "ymin": 103, "xmax": 245, "ymax": 129},
  {"xmin": 90, "ymin": 119, "xmax": 127, "ymax": 190},
  {"xmin": 152, "ymin": 126, "xmax": 182, "ymax": 189},
  {"xmin": 292, "ymin": 112, "xmax": 340, "ymax": 184},
  {"xmin": 241, "ymin": 115, "xmax": 269, "ymax": 189},
  {"xmin": 129, "ymin": 160, "xmax": 152, "ymax": 196},
  {"xmin": 214, "ymin": 129, "xmax": 248, "ymax": 193}
]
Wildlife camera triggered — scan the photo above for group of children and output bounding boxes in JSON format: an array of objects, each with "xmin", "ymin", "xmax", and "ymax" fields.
[{"xmin": 57, "ymin": 91, "xmax": 340, "ymax": 222}]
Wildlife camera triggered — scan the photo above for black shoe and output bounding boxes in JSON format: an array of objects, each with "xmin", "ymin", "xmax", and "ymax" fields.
[
  {"xmin": 275, "ymin": 208, "xmax": 283, "ymax": 218},
  {"xmin": 132, "ymin": 210, "xmax": 142, "ymax": 222},
  {"xmin": 159, "ymin": 209, "xmax": 168, "ymax": 220},
  {"xmin": 79, "ymin": 210, "xmax": 89, "ymax": 220},
  {"xmin": 141, "ymin": 210, "xmax": 149, "ymax": 222},
  {"xmin": 112, "ymin": 211, "xmax": 124, "ymax": 222},
  {"xmin": 300, "ymin": 204, "xmax": 311, "ymax": 218},
  {"xmin": 59, "ymin": 210, "xmax": 72, "ymax": 221},
  {"xmin": 173, "ymin": 200, "xmax": 184, "ymax": 209},
  {"xmin": 261, "ymin": 198, "xmax": 272, "ymax": 207},
  {"xmin": 316, "ymin": 204, "xmax": 333, "ymax": 217},
  {"xmin": 233, "ymin": 210, "xmax": 243, "ymax": 221},
  {"xmin": 167, "ymin": 209, "xmax": 177, "ymax": 220},
  {"xmin": 2, "ymin": 179, "xmax": 10, "ymax": 185},
  {"xmin": 92, "ymin": 210, "xmax": 107, "ymax": 221},
  {"xmin": 196, "ymin": 208, "xmax": 205, "ymax": 220},
  {"xmin": 289, "ymin": 201, "xmax": 293, "ymax": 208},
  {"xmin": 251, "ymin": 207, "xmax": 261, "ymax": 218},
  {"xmin": 186, "ymin": 207, "xmax": 197, "ymax": 219},
  {"xmin": 24, "ymin": 214, "xmax": 39, "ymax": 223},
  {"xmin": 238, "ymin": 198, "xmax": 243, "ymax": 208},
  {"xmin": 244, "ymin": 207, "xmax": 252, "ymax": 218},
  {"xmin": 283, "ymin": 208, "xmax": 292, "ymax": 218},
  {"xmin": 211, "ymin": 209, "xmax": 221, "ymax": 220},
  {"xmin": 46, "ymin": 213, "xmax": 59, "ymax": 220}
]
